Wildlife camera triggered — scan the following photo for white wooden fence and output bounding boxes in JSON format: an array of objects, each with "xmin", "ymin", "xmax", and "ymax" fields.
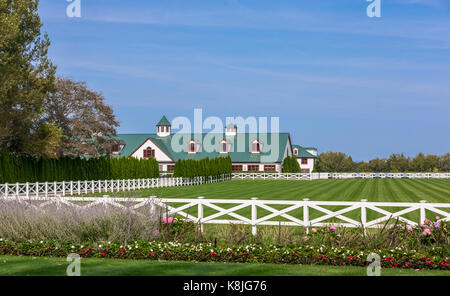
[
  {"xmin": 4, "ymin": 195, "xmax": 448, "ymax": 235},
  {"xmin": 0, "ymin": 175, "xmax": 231, "ymax": 198},
  {"xmin": 232, "ymin": 172, "xmax": 450, "ymax": 181}
]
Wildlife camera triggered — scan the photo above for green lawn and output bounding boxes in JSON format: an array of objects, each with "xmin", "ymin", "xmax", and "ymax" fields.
[
  {"xmin": 1, "ymin": 255, "xmax": 448, "ymax": 276},
  {"xmin": 90, "ymin": 179, "xmax": 450, "ymax": 203},
  {"xmin": 83, "ymin": 179, "xmax": 450, "ymax": 224}
]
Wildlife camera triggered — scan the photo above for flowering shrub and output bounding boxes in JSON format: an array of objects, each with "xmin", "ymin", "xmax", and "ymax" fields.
[{"xmin": 0, "ymin": 239, "xmax": 448, "ymax": 270}]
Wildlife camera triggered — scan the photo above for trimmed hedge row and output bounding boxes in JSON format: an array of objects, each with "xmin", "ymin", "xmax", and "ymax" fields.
[
  {"xmin": 0, "ymin": 239, "xmax": 448, "ymax": 270},
  {"xmin": 0, "ymin": 153, "xmax": 159, "ymax": 183},
  {"xmin": 173, "ymin": 156, "xmax": 232, "ymax": 178}
]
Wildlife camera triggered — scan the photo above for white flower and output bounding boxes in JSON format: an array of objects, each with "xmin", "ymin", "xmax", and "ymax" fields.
[
  {"xmin": 71, "ymin": 246, "xmax": 75, "ymax": 249},
  {"xmin": 40, "ymin": 241, "xmax": 43, "ymax": 244},
  {"xmin": 99, "ymin": 245, "xmax": 102, "ymax": 248}
]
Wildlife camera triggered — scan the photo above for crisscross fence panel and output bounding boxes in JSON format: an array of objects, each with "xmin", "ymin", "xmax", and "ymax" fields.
[
  {"xmin": 232, "ymin": 172, "xmax": 450, "ymax": 180},
  {"xmin": 161, "ymin": 198, "xmax": 450, "ymax": 234},
  {"xmin": 2, "ymin": 196, "xmax": 448, "ymax": 235},
  {"xmin": 0, "ymin": 175, "xmax": 231, "ymax": 198}
]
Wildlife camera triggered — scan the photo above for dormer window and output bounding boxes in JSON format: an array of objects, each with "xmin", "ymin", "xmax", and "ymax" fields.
[
  {"xmin": 112, "ymin": 144, "xmax": 121, "ymax": 154},
  {"xmin": 188, "ymin": 140, "xmax": 197, "ymax": 154},
  {"xmin": 251, "ymin": 140, "xmax": 261, "ymax": 153},
  {"xmin": 143, "ymin": 147, "xmax": 155, "ymax": 159},
  {"xmin": 293, "ymin": 148, "xmax": 298, "ymax": 155},
  {"xmin": 219, "ymin": 140, "xmax": 229, "ymax": 153}
]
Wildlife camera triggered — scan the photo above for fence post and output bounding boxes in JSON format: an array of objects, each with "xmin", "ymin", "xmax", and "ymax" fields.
[
  {"xmin": 26, "ymin": 182, "xmax": 29, "ymax": 198},
  {"xmin": 420, "ymin": 200, "xmax": 427, "ymax": 224},
  {"xmin": 251, "ymin": 197, "xmax": 258, "ymax": 235},
  {"xmin": 45, "ymin": 182, "xmax": 48, "ymax": 197},
  {"xmin": 303, "ymin": 198, "xmax": 310, "ymax": 234},
  {"xmin": 35, "ymin": 182, "xmax": 39, "ymax": 197},
  {"xmin": 361, "ymin": 199, "xmax": 367, "ymax": 235},
  {"xmin": 62, "ymin": 181, "xmax": 65, "ymax": 196},
  {"xmin": 198, "ymin": 196, "xmax": 204, "ymax": 233},
  {"xmin": 70, "ymin": 181, "xmax": 73, "ymax": 195},
  {"xmin": 16, "ymin": 182, "xmax": 19, "ymax": 196}
]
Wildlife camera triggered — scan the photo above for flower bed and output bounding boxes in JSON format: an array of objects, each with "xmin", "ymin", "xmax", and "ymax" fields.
[{"xmin": 0, "ymin": 239, "xmax": 448, "ymax": 270}]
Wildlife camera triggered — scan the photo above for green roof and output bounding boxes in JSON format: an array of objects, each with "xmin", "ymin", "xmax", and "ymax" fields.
[
  {"xmin": 114, "ymin": 133, "xmax": 291, "ymax": 163},
  {"xmin": 292, "ymin": 145, "xmax": 317, "ymax": 158},
  {"xmin": 156, "ymin": 116, "xmax": 171, "ymax": 126}
]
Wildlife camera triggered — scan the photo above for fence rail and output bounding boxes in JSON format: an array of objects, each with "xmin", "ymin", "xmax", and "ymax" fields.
[
  {"xmin": 0, "ymin": 175, "xmax": 231, "ymax": 198},
  {"xmin": 232, "ymin": 172, "xmax": 450, "ymax": 180},
  {"xmin": 3, "ymin": 195, "xmax": 448, "ymax": 235}
]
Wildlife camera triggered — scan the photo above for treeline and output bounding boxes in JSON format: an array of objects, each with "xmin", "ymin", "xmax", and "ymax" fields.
[
  {"xmin": 0, "ymin": 154, "xmax": 159, "ymax": 183},
  {"xmin": 314, "ymin": 152, "xmax": 450, "ymax": 173},
  {"xmin": 173, "ymin": 156, "xmax": 232, "ymax": 178},
  {"xmin": 282, "ymin": 156, "xmax": 301, "ymax": 173}
]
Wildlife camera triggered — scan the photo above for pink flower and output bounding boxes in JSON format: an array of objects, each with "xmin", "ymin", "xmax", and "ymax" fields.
[
  {"xmin": 311, "ymin": 228, "xmax": 317, "ymax": 233},
  {"xmin": 422, "ymin": 228, "xmax": 432, "ymax": 236},
  {"xmin": 337, "ymin": 234, "xmax": 341, "ymax": 238},
  {"xmin": 423, "ymin": 219, "xmax": 432, "ymax": 225},
  {"xmin": 407, "ymin": 227, "xmax": 413, "ymax": 232},
  {"xmin": 435, "ymin": 216, "xmax": 440, "ymax": 220},
  {"xmin": 303, "ymin": 236, "xmax": 309, "ymax": 242},
  {"xmin": 162, "ymin": 217, "xmax": 174, "ymax": 223},
  {"xmin": 330, "ymin": 226, "xmax": 336, "ymax": 231}
]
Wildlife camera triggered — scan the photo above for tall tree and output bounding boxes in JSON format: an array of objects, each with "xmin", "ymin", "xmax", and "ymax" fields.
[
  {"xmin": 0, "ymin": 0, "xmax": 60, "ymax": 157},
  {"xmin": 316, "ymin": 152, "xmax": 355, "ymax": 172},
  {"xmin": 44, "ymin": 77, "xmax": 119, "ymax": 157}
]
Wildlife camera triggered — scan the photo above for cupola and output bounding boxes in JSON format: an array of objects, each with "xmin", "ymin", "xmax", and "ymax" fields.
[{"xmin": 156, "ymin": 115, "xmax": 171, "ymax": 137}]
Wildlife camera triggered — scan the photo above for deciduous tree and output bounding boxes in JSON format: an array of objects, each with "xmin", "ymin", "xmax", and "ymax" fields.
[
  {"xmin": 0, "ymin": 0, "xmax": 60, "ymax": 157},
  {"xmin": 44, "ymin": 77, "xmax": 119, "ymax": 157}
]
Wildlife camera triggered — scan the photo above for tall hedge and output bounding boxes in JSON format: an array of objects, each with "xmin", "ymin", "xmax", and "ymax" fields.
[
  {"xmin": 0, "ymin": 153, "xmax": 159, "ymax": 183},
  {"xmin": 282, "ymin": 156, "xmax": 301, "ymax": 173},
  {"xmin": 173, "ymin": 156, "xmax": 232, "ymax": 178}
]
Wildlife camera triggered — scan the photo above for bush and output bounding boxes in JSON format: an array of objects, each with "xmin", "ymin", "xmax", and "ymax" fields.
[{"xmin": 173, "ymin": 156, "xmax": 232, "ymax": 178}]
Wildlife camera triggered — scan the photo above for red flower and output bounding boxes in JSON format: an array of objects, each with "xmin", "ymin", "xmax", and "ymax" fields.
[
  {"xmin": 101, "ymin": 253, "xmax": 105, "ymax": 257},
  {"xmin": 427, "ymin": 261, "xmax": 431, "ymax": 265},
  {"xmin": 46, "ymin": 246, "xmax": 50, "ymax": 249},
  {"xmin": 151, "ymin": 252, "xmax": 154, "ymax": 256},
  {"xmin": 249, "ymin": 256, "xmax": 252, "ymax": 259},
  {"xmin": 2, "ymin": 246, "xmax": 6, "ymax": 250},
  {"xmin": 405, "ymin": 263, "xmax": 409, "ymax": 267}
]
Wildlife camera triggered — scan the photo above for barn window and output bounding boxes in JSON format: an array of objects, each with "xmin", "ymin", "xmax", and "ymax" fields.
[
  {"xmin": 219, "ymin": 140, "xmax": 229, "ymax": 153},
  {"xmin": 112, "ymin": 144, "xmax": 121, "ymax": 153},
  {"xmin": 301, "ymin": 158, "xmax": 308, "ymax": 165},
  {"xmin": 264, "ymin": 165, "xmax": 276, "ymax": 172},
  {"xmin": 251, "ymin": 140, "xmax": 261, "ymax": 153},
  {"xmin": 143, "ymin": 147, "xmax": 155, "ymax": 159},
  {"xmin": 248, "ymin": 165, "xmax": 260, "ymax": 171},
  {"xmin": 188, "ymin": 141, "xmax": 197, "ymax": 153},
  {"xmin": 232, "ymin": 165, "xmax": 243, "ymax": 171}
]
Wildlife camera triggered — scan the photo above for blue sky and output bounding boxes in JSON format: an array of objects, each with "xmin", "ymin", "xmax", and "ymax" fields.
[{"xmin": 38, "ymin": 0, "xmax": 450, "ymax": 161}]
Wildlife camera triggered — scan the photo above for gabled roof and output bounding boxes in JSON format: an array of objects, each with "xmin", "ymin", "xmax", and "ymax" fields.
[
  {"xmin": 156, "ymin": 116, "xmax": 171, "ymax": 126},
  {"xmin": 114, "ymin": 133, "xmax": 291, "ymax": 163},
  {"xmin": 292, "ymin": 145, "xmax": 317, "ymax": 158}
]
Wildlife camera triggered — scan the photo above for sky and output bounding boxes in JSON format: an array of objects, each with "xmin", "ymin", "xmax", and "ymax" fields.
[{"xmin": 37, "ymin": 0, "xmax": 450, "ymax": 161}]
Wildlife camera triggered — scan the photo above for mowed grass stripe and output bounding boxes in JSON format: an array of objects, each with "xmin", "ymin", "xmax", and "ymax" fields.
[{"xmin": 411, "ymin": 179, "xmax": 450, "ymax": 201}]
